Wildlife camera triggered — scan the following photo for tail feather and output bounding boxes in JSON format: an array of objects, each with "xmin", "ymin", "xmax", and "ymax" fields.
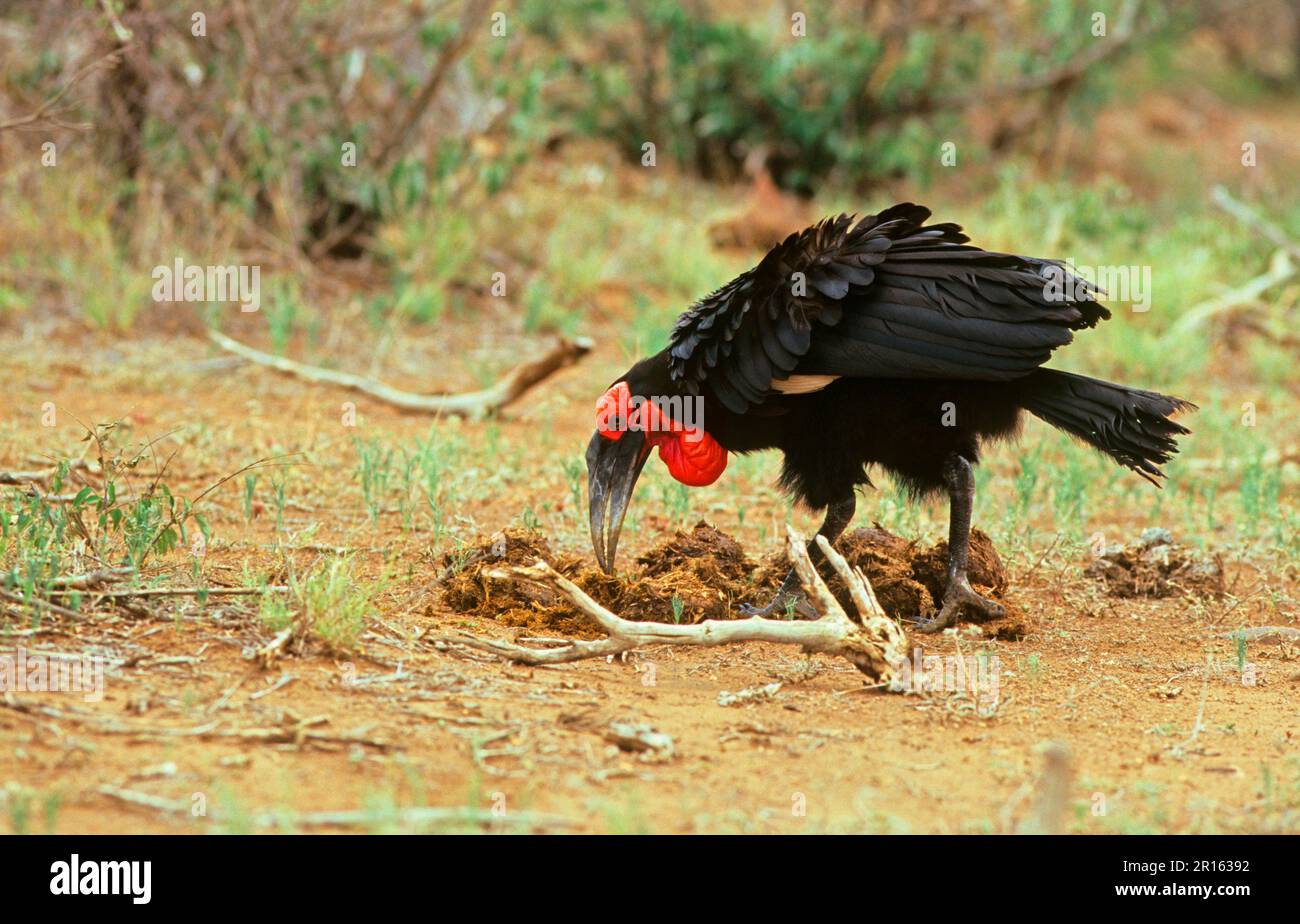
[{"xmin": 1021, "ymin": 369, "xmax": 1194, "ymax": 485}]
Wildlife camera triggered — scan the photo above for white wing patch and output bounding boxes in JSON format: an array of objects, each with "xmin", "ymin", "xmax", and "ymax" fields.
[{"xmin": 770, "ymin": 374, "xmax": 841, "ymax": 395}]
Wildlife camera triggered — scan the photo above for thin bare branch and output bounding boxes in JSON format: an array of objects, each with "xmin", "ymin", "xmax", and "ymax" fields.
[
  {"xmin": 208, "ymin": 328, "xmax": 592, "ymax": 419},
  {"xmin": 926, "ymin": 0, "xmax": 1145, "ymax": 113},
  {"xmin": 0, "ymin": 45, "xmax": 128, "ymax": 134},
  {"xmin": 1211, "ymin": 185, "xmax": 1300, "ymax": 261}
]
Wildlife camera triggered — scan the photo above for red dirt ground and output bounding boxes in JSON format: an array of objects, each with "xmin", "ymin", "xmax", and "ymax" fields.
[{"xmin": 1, "ymin": 321, "xmax": 1296, "ymax": 835}]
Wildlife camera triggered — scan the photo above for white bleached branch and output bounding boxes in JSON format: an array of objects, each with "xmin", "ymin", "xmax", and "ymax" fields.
[
  {"xmin": 440, "ymin": 527, "xmax": 910, "ymax": 683},
  {"xmin": 207, "ymin": 328, "xmax": 592, "ymax": 420}
]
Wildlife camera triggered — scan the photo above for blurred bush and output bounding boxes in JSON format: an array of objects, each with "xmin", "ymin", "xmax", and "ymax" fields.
[
  {"xmin": 0, "ymin": 0, "xmax": 541, "ymax": 264},
  {"xmin": 0, "ymin": 0, "xmax": 1295, "ymax": 280},
  {"xmin": 520, "ymin": 0, "xmax": 1203, "ymax": 194}
]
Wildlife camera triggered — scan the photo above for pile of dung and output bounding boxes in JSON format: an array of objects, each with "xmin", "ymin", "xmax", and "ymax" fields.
[
  {"xmin": 622, "ymin": 522, "xmax": 758, "ymax": 620},
  {"xmin": 757, "ymin": 526, "xmax": 1027, "ymax": 640},
  {"xmin": 440, "ymin": 522, "xmax": 758, "ymax": 634},
  {"xmin": 439, "ymin": 528, "xmax": 605, "ymax": 635},
  {"xmin": 1085, "ymin": 528, "xmax": 1224, "ymax": 598}
]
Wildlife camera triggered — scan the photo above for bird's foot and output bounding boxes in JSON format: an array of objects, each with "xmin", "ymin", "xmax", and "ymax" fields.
[
  {"xmin": 911, "ymin": 577, "xmax": 1004, "ymax": 634},
  {"xmin": 739, "ymin": 591, "xmax": 817, "ymax": 620}
]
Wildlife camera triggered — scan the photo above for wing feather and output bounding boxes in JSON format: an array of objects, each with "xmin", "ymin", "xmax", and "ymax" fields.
[{"xmin": 667, "ymin": 203, "xmax": 1110, "ymax": 412}]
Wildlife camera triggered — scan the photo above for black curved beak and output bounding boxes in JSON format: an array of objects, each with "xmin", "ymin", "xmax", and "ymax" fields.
[{"xmin": 587, "ymin": 429, "xmax": 649, "ymax": 574}]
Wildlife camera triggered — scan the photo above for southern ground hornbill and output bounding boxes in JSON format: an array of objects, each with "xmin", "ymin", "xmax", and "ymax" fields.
[{"xmin": 586, "ymin": 204, "xmax": 1193, "ymax": 631}]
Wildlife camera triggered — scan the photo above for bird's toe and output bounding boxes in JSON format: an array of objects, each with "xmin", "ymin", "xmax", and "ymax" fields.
[
  {"xmin": 912, "ymin": 579, "xmax": 1003, "ymax": 633},
  {"xmin": 910, "ymin": 604, "xmax": 957, "ymax": 634},
  {"xmin": 955, "ymin": 583, "xmax": 1005, "ymax": 620}
]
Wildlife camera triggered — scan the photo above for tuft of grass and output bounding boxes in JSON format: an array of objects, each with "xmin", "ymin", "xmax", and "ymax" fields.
[
  {"xmin": 352, "ymin": 426, "xmax": 470, "ymax": 539},
  {"xmin": 0, "ymin": 162, "xmax": 152, "ymax": 328},
  {"xmin": 375, "ymin": 205, "xmax": 476, "ymax": 323},
  {"xmin": 0, "ymin": 784, "xmax": 61, "ymax": 835},
  {"xmin": 262, "ymin": 276, "xmax": 306, "ymax": 355},
  {"xmin": 258, "ymin": 556, "xmax": 380, "ymax": 655},
  {"xmin": 355, "ymin": 436, "xmax": 396, "ymax": 527},
  {"xmin": 670, "ymin": 594, "xmax": 684, "ymax": 624},
  {"xmin": 242, "ymin": 474, "xmax": 259, "ymax": 523},
  {"xmin": 522, "ymin": 277, "xmax": 575, "ymax": 335}
]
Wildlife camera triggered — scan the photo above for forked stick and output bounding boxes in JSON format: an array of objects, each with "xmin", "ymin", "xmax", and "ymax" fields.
[
  {"xmin": 440, "ymin": 527, "xmax": 910, "ymax": 682},
  {"xmin": 207, "ymin": 329, "xmax": 592, "ymax": 419}
]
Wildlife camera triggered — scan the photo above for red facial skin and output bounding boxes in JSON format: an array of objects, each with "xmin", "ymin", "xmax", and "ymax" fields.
[{"xmin": 595, "ymin": 382, "xmax": 727, "ymax": 486}]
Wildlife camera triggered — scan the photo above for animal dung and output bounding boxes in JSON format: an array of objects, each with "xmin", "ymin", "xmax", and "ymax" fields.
[
  {"xmin": 440, "ymin": 522, "xmax": 760, "ymax": 634},
  {"xmin": 1085, "ymin": 528, "xmax": 1224, "ymax": 598},
  {"xmin": 758, "ymin": 526, "xmax": 1028, "ymax": 640},
  {"xmin": 441, "ymin": 521, "xmax": 1027, "ymax": 639}
]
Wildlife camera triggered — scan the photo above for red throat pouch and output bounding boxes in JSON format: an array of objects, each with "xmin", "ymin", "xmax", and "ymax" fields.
[{"xmin": 653, "ymin": 428, "xmax": 727, "ymax": 486}]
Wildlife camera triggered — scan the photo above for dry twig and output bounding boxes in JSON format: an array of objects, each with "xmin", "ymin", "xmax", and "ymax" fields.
[
  {"xmin": 44, "ymin": 568, "xmax": 136, "ymax": 590},
  {"xmin": 0, "ymin": 46, "xmax": 128, "ymax": 134},
  {"xmin": 207, "ymin": 328, "xmax": 592, "ymax": 419},
  {"xmin": 1170, "ymin": 186, "xmax": 1300, "ymax": 335},
  {"xmin": 1211, "ymin": 185, "xmax": 1300, "ymax": 261},
  {"xmin": 921, "ymin": 0, "xmax": 1145, "ymax": 113},
  {"xmin": 0, "ymin": 458, "xmax": 98, "ymax": 486},
  {"xmin": 1221, "ymin": 626, "xmax": 1300, "ymax": 645}
]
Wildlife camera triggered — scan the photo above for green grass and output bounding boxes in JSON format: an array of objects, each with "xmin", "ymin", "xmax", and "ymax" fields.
[
  {"xmin": 1077, "ymin": 758, "xmax": 1300, "ymax": 834},
  {"xmin": 258, "ymin": 556, "xmax": 380, "ymax": 655},
  {"xmin": 0, "ymin": 446, "xmax": 213, "ymax": 620},
  {"xmin": 0, "ymin": 170, "xmax": 152, "ymax": 328},
  {"xmin": 352, "ymin": 424, "xmax": 471, "ymax": 540},
  {"xmin": 1, "ymin": 783, "xmax": 63, "ymax": 835},
  {"xmin": 375, "ymin": 205, "xmax": 477, "ymax": 324}
]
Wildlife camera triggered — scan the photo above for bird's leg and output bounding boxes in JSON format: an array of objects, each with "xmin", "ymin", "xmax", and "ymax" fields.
[
  {"xmin": 740, "ymin": 494, "xmax": 856, "ymax": 619},
  {"xmin": 913, "ymin": 452, "xmax": 1005, "ymax": 634}
]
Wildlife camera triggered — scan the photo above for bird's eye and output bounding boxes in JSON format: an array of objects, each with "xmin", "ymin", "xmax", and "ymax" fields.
[
  {"xmin": 596, "ymin": 411, "xmax": 624, "ymax": 438},
  {"xmin": 596, "ymin": 381, "xmax": 633, "ymax": 439}
]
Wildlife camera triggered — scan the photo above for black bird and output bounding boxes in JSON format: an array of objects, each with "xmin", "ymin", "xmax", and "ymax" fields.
[{"xmin": 586, "ymin": 204, "xmax": 1193, "ymax": 631}]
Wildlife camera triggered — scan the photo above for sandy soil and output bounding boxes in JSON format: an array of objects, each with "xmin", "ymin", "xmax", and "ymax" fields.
[{"xmin": 1, "ymin": 317, "xmax": 1296, "ymax": 836}]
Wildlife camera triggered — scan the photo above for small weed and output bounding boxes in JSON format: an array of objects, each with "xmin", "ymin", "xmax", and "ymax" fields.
[
  {"xmin": 242, "ymin": 474, "xmax": 258, "ymax": 522},
  {"xmin": 259, "ymin": 557, "xmax": 380, "ymax": 655}
]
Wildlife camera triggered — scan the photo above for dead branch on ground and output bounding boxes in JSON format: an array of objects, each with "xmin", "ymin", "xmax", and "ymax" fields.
[
  {"xmin": 440, "ymin": 526, "xmax": 910, "ymax": 682},
  {"xmin": 55, "ymin": 585, "xmax": 287, "ymax": 600},
  {"xmin": 904, "ymin": 0, "xmax": 1146, "ymax": 115},
  {"xmin": 1211, "ymin": 185, "xmax": 1300, "ymax": 262},
  {"xmin": 1222, "ymin": 626, "xmax": 1300, "ymax": 644},
  {"xmin": 44, "ymin": 568, "xmax": 136, "ymax": 590},
  {"xmin": 0, "ymin": 589, "xmax": 86, "ymax": 621},
  {"xmin": 1170, "ymin": 186, "xmax": 1299, "ymax": 335},
  {"xmin": 0, "ymin": 459, "xmax": 98, "ymax": 487},
  {"xmin": 207, "ymin": 328, "xmax": 592, "ymax": 419}
]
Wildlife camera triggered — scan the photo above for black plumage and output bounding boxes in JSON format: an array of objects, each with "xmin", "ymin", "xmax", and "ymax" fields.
[{"xmin": 668, "ymin": 204, "xmax": 1110, "ymax": 412}]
